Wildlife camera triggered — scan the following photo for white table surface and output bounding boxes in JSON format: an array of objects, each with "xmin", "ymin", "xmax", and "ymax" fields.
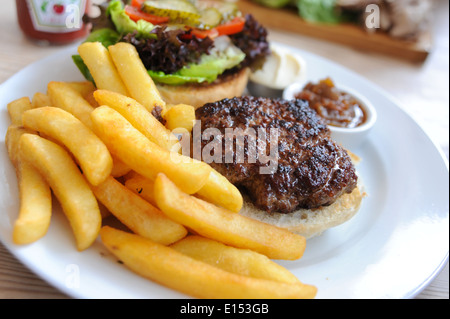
[{"xmin": 0, "ymin": 0, "xmax": 448, "ymax": 299}]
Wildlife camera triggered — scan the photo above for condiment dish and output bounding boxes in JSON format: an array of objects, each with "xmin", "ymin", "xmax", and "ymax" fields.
[
  {"xmin": 283, "ymin": 81, "xmax": 377, "ymax": 150},
  {"xmin": 248, "ymin": 43, "xmax": 307, "ymax": 98}
]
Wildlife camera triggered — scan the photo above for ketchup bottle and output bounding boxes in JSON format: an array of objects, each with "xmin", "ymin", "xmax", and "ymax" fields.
[{"xmin": 16, "ymin": 0, "xmax": 90, "ymax": 45}]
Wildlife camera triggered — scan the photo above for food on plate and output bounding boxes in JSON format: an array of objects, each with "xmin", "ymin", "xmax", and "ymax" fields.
[
  {"xmin": 75, "ymin": 0, "xmax": 270, "ymax": 107},
  {"xmin": 7, "ymin": 97, "xmax": 33, "ymax": 126},
  {"xmin": 164, "ymin": 103, "xmax": 196, "ymax": 132},
  {"xmin": 108, "ymin": 42, "xmax": 167, "ymax": 113},
  {"xmin": 194, "ymin": 96, "xmax": 363, "ymax": 239},
  {"xmin": 196, "ymin": 167, "xmax": 243, "ymax": 213},
  {"xmin": 18, "ymin": 134, "xmax": 101, "ymax": 251},
  {"xmin": 31, "ymin": 92, "xmax": 52, "ymax": 108},
  {"xmin": 90, "ymin": 104, "xmax": 211, "ymax": 194},
  {"xmin": 124, "ymin": 163, "xmax": 243, "ymax": 213},
  {"xmin": 77, "ymin": 42, "xmax": 130, "ymax": 96},
  {"xmin": 48, "ymin": 81, "xmax": 131, "ymax": 177},
  {"xmin": 100, "ymin": 226, "xmax": 317, "ymax": 299},
  {"xmin": 93, "ymin": 89, "xmax": 179, "ymax": 152},
  {"xmin": 171, "ymin": 235, "xmax": 302, "ymax": 284},
  {"xmin": 90, "ymin": 176, "xmax": 187, "ymax": 245},
  {"xmin": 21, "ymin": 106, "xmax": 113, "ymax": 186},
  {"xmin": 12, "ymin": 157, "xmax": 52, "ymax": 245},
  {"xmin": 66, "ymin": 81, "xmax": 97, "ymax": 98},
  {"xmin": 124, "ymin": 173, "xmax": 158, "ymax": 207},
  {"xmin": 3, "ymin": 28, "xmax": 324, "ymax": 295},
  {"xmin": 6, "ymin": 126, "xmax": 52, "ymax": 245},
  {"xmin": 47, "ymin": 81, "xmax": 96, "ymax": 129},
  {"xmin": 294, "ymin": 77, "xmax": 366, "ymax": 128},
  {"xmin": 154, "ymin": 173, "xmax": 306, "ymax": 260},
  {"xmin": 248, "ymin": 43, "xmax": 307, "ymax": 96},
  {"xmin": 5, "ymin": 99, "xmax": 52, "ymax": 245}
]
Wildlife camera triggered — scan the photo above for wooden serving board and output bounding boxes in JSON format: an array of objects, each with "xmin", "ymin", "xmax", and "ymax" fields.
[{"xmin": 236, "ymin": 0, "xmax": 432, "ymax": 63}]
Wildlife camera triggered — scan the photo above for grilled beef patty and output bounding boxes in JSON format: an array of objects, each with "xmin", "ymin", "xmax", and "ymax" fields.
[{"xmin": 194, "ymin": 96, "xmax": 358, "ymax": 214}]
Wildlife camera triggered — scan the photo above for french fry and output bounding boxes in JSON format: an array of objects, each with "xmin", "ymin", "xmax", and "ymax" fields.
[
  {"xmin": 31, "ymin": 92, "xmax": 52, "ymax": 108},
  {"xmin": 13, "ymin": 157, "xmax": 52, "ymax": 245},
  {"xmin": 100, "ymin": 226, "xmax": 317, "ymax": 299},
  {"xmin": 77, "ymin": 42, "xmax": 129, "ymax": 96},
  {"xmin": 47, "ymin": 81, "xmax": 131, "ymax": 175},
  {"xmin": 171, "ymin": 235, "xmax": 301, "ymax": 284},
  {"xmin": 7, "ymin": 97, "xmax": 33, "ymax": 125},
  {"xmin": 67, "ymin": 81, "xmax": 98, "ymax": 108},
  {"xmin": 93, "ymin": 90, "xmax": 179, "ymax": 152},
  {"xmin": 47, "ymin": 81, "xmax": 95, "ymax": 129},
  {"xmin": 124, "ymin": 173, "xmax": 157, "ymax": 207},
  {"xmin": 5, "ymin": 125, "xmax": 35, "ymax": 168},
  {"xmin": 5, "ymin": 126, "xmax": 52, "ymax": 245},
  {"xmin": 66, "ymin": 81, "xmax": 96, "ymax": 97},
  {"xmin": 22, "ymin": 107, "xmax": 113, "ymax": 186},
  {"xmin": 19, "ymin": 134, "xmax": 101, "ymax": 251},
  {"xmin": 154, "ymin": 173, "xmax": 306, "ymax": 260},
  {"xmin": 196, "ymin": 168, "xmax": 243, "ymax": 213},
  {"xmin": 108, "ymin": 42, "xmax": 166, "ymax": 114},
  {"xmin": 110, "ymin": 156, "xmax": 132, "ymax": 177},
  {"xmin": 90, "ymin": 106, "xmax": 211, "ymax": 194},
  {"xmin": 123, "ymin": 170, "xmax": 243, "ymax": 215},
  {"xmin": 164, "ymin": 103, "xmax": 196, "ymax": 132},
  {"xmin": 90, "ymin": 176, "xmax": 187, "ymax": 245}
]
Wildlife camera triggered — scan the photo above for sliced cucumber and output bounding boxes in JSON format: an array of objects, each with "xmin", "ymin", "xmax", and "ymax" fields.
[
  {"xmin": 143, "ymin": 0, "xmax": 201, "ymax": 24},
  {"xmin": 198, "ymin": 7, "xmax": 222, "ymax": 29}
]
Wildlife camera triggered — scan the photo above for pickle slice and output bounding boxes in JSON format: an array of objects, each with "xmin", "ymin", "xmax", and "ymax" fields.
[
  {"xmin": 215, "ymin": 1, "xmax": 240, "ymax": 21},
  {"xmin": 198, "ymin": 7, "xmax": 222, "ymax": 29},
  {"xmin": 143, "ymin": 0, "xmax": 201, "ymax": 24},
  {"xmin": 195, "ymin": 0, "xmax": 239, "ymax": 22}
]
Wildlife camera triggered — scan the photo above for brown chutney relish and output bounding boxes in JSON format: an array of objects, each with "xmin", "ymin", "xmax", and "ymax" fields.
[{"xmin": 294, "ymin": 78, "xmax": 366, "ymax": 128}]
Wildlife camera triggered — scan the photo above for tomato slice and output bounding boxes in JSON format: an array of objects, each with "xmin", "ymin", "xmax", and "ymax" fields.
[
  {"xmin": 215, "ymin": 16, "xmax": 245, "ymax": 36},
  {"xmin": 185, "ymin": 16, "xmax": 245, "ymax": 39},
  {"xmin": 130, "ymin": 0, "xmax": 145, "ymax": 9},
  {"xmin": 190, "ymin": 28, "xmax": 219, "ymax": 39},
  {"xmin": 124, "ymin": 5, "xmax": 169, "ymax": 24}
]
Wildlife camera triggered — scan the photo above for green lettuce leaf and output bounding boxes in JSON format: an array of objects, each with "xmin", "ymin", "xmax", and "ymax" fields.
[
  {"xmin": 107, "ymin": 0, "xmax": 155, "ymax": 37},
  {"xmin": 149, "ymin": 38, "xmax": 246, "ymax": 85},
  {"xmin": 84, "ymin": 28, "xmax": 121, "ymax": 47},
  {"xmin": 72, "ymin": 55, "xmax": 95, "ymax": 85}
]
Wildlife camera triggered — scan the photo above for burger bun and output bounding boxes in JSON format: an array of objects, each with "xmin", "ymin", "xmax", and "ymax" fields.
[
  {"xmin": 156, "ymin": 68, "xmax": 250, "ymax": 109},
  {"xmin": 239, "ymin": 182, "xmax": 364, "ymax": 240}
]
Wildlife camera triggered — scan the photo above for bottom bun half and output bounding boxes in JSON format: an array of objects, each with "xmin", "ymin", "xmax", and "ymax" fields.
[
  {"xmin": 156, "ymin": 68, "xmax": 250, "ymax": 109},
  {"xmin": 239, "ymin": 182, "xmax": 364, "ymax": 240}
]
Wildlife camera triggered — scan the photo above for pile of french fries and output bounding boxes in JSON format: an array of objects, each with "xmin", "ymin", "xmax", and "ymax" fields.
[{"xmin": 4, "ymin": 42, "xmax": 317, "ymax": 299}]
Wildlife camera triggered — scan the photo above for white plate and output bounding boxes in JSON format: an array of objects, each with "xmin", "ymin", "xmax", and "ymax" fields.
[{"xmin": 0, "ymin": 43, "xmax": 448, "ymax": 299}]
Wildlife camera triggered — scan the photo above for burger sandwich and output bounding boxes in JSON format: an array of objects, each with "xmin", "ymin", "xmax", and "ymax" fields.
[
  {"xmin": 74, "ymin": 1, "xmax": 363, "ymax": 240},
  {"xmin": 74, "ymin": 0, "xmax": 270, "ymax": 108},
  {"xmin": 193, "ymin": 96, "xmax": 364, "ymax": 239}
]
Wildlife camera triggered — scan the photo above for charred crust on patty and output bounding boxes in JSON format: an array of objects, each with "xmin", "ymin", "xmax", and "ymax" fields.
[{"xmin": 194, "ymin": 96, "xmax": 358, "ymax": 214}]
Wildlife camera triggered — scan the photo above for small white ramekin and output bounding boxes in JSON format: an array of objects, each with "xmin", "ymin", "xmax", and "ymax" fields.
[{"xmin": 283, "ymin": 81, "xmax": 377, "ymax": 150}]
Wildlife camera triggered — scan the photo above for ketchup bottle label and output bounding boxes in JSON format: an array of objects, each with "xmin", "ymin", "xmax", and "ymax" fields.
[{"xmin": 26, "ymin": 0, "xmax": 86, "ymax": 33}]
